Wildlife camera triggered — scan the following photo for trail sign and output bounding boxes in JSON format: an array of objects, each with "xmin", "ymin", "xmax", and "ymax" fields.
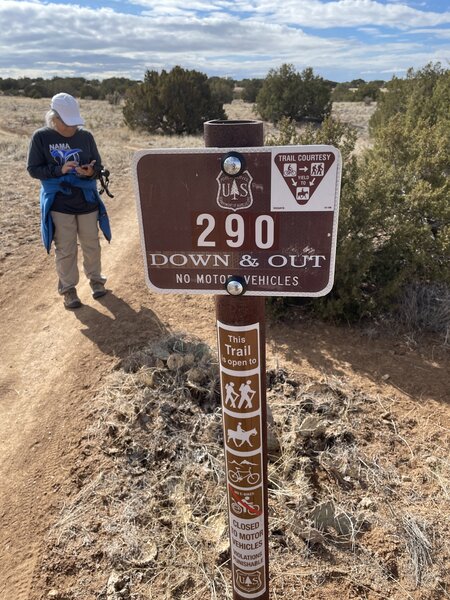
[{"xmin": 133, "ymin": 145, "xmax": 341, "ymax": 296}]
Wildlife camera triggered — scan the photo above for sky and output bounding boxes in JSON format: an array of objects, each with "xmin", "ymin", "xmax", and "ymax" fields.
[{"xmin": 0, "ymin": 0, "xmax": 449, "ymax": 83}]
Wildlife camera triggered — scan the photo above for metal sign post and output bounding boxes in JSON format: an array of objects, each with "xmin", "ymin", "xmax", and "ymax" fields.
[
  {"xmin": 205, "ymin": 120, "xmax": 269, "ymax": 600},
  {"xmin": 133, "ymin": 120, "xmax": 342, "ymax": 600}
]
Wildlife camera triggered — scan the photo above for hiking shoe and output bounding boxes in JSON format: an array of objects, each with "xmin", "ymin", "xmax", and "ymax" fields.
[
  {"xmin": 91, "ymin": 282, "xmax": 107, "ymax": 299},
  {"xmin": 63, "ymin": 288, "xmax": 82, "ymax": 309}
]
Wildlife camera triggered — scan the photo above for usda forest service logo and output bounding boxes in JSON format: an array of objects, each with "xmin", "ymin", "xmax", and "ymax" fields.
[
  {"xmin": 235, "ymin": 569, "xmax": 263, "ymax": 593},
  {"xmin": 216, "ymin": 170, "xmax": 253, "ymax": 211}
]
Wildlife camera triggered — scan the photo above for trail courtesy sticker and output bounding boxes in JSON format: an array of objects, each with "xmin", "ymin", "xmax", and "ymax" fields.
[{"xmin": 271, "ymin": 148, "xmax": 339, "ymax": 212}]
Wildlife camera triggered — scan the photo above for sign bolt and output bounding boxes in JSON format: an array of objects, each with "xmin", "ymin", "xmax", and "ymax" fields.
[
  {"xmin": 226, "ymin": 276, "xmax": 245, "ymax": 296},
  {"xmin": 222, "ymin": 152, "xmax": 245, "ymax": 177}
]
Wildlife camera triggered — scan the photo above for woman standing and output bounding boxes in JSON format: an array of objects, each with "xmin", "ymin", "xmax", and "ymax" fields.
[{"xmin": 27, "ymin": 93, "xmax": 111, "ymax": 309}]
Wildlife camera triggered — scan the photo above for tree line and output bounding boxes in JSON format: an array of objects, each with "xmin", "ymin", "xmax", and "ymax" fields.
[
  {"xmin": 1, "ymin": 71, "xmax": 383, "ymax": 106},
  {"xmin": 0, "ymin": 76, "xmax": 136, "ymax": 102}
]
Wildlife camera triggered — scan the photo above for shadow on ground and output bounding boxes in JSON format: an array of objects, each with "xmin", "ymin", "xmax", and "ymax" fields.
[
  {"xmin": 267, "ymin": 317, "xmax": 449, "ymax": 405},
  {"xmin": 73, "ymin": 291, "xmax": 168, "ymax": 361}
]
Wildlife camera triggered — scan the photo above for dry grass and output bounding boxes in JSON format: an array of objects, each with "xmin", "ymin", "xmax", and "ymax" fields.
[{"xmin": 41, "ymin": 335, "xmax": 450, "ymax": 599}]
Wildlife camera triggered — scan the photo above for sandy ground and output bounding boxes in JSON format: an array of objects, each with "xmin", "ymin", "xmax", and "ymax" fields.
[{"xmin": 0, "ymin": 98, "xmax": 448, "ymax": 600}]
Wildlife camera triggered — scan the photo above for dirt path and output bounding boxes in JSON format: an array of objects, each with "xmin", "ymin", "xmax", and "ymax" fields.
[{"xmin": 0, "ymin": 152, "xmax": 448, "ymax": 598}]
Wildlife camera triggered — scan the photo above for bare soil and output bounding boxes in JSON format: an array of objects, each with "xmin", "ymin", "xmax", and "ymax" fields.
[{"xmin": 0, "ymin": 98, "xmax": 448, "ymax": 600}]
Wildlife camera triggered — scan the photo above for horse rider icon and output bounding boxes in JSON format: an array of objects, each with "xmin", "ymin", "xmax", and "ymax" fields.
[{"xmin": 238, "ymin": 380, "xmax": 256, "ymax": 409}]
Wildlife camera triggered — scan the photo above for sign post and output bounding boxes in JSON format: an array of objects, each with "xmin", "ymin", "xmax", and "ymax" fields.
[
  {"xmin": 205, "ymin": 120, "xmax": 269, "ymax": 600},
  {"xmin": 133, "ymin": 119, "xmax": 341, "ymax": 600}
]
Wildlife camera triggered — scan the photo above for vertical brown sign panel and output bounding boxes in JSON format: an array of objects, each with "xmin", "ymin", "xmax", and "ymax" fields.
[{"xmin": 218, "ymin": 321, "xmax": 267, "ymax": 598}]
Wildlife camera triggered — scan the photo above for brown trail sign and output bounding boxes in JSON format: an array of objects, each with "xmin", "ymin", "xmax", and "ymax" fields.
[
  {"xmin": 134, "ymin": 119, "xmax": 342, "ymax": 600},
  {"xmin": 133, "ymin": 145, "xmax": 341, "ymax": 297}
]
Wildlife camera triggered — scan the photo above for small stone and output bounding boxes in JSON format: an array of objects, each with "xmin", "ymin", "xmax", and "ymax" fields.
[
  {"xmin": 183, "ymin": 353, "xmax": 195, "ymax": 368},
  {"xmin": 425, "ymin": 456, "xmax": 438, "ymax": 467},
  {"xmin": 381, "ymin": 374, "xmax": 390, "ymax": 381},
  {"xmin": 267, "ymin": 426, "xmax": 280, "ymax": 454},
  {"xmin": 298, "ymin": 415, "xmax": 324, "ymax": 435},
  {"xmin": 138, "ymin": 368, "xmax": 155, "ymax": 387},
  {"xmin": 167, "ymin": 353, "xmax": 184, "ymax": 370},
  {"xmin": 187, "ymin": 367, "xmax": 208, "ymax": 385},
  {"xmin": 359, "ymin": 496, "xmax": 376, "ymax": 510}
]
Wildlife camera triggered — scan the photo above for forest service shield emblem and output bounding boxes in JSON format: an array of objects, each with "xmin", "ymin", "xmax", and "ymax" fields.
[{"xmin": 216, "ymin": 170, "xmax": 253, "ymax": 211}]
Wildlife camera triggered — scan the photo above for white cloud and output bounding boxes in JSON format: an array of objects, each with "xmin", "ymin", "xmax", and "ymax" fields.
[
  {"xmin": 245, "ymin": 0, "xmax": 450, "ymax": 29},
  {"xmin": 128, "ymin": 0, "xmax": 450, "ymax": 28},
  {"xmin": 0, "ymin": 0, "xmax": 448, "ymax": 81}
]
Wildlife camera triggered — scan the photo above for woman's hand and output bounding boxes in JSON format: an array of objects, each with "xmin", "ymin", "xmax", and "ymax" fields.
[
  {"xmin": 75, "ymin": 160, "xmax": 96, "ymax": 178},
  {"xmin": 61, "ymin": 161, "xmax": 79, "ymax": 174}
]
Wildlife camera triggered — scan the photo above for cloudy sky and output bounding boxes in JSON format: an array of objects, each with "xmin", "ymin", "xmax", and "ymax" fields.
[{"xmin": 0, "ymin": 0, "xmax": 449, "ymax": 82}]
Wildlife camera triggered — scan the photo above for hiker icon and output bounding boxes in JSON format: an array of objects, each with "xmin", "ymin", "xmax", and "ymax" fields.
[
  {"xmin": 311, "ymin": 162, "xmax": 324, "ymax": 176},
  {"xmin": 238, "ymin": 380, "xmax": 256, "ymax": 409},
  {"xmin": 225, "ymin": 381, "xmax": 239, "ymax": 408}
]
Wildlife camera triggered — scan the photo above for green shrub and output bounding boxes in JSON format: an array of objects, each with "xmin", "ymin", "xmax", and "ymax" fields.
[
  {"xmin": 208, "ymin": 76, "xmax": 234, "ymax": 105},
  {"xmin": 360, "ymin": 63, "xmax": 449, "ymax": 315},
  {"xmin": 266, "ymin": 63, "xmax": 449, "ymax": 328},
  {"xmin": 256, "ymin": 64, "xmax": 331, "ymax": 124},
  {"xmin": 240, "ymin": 78, "xmax": 263, "ymax": 103},
  {"xmin": 123, "ymin": 66, "xmax": 226, "ymax": 135}
]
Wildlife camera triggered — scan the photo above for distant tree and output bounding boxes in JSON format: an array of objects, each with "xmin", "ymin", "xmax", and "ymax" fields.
[
  {"xmin": 24, "ymin": 82, "xmax": 47, "ymax": 99},
  {"xmin": 0, "ymin": 78, "xmax": 21, "ymax": 94},
  {"xmin": 123, "ymin": 66, "xmax": 226, "ymax": 134},
  {"xmin": 80, "ymin": 83, "xmax": 100, "ymax": 100},
  {"xmin": 331, "ymin": 83, "xmax": 355, "ymax": 102},
  {"xmin": 299, "ymin": 67, "xmax": 332, "ymax": 120},
  {"xmin": 49, "ymin": 77, "xmax": 87, "ymax": 97},
  {"xmin": 0, "ymin": 76, "xmax": 137, "ymax": 99},
  {"xmin": 99, "ymin": 77, "xmax": 136, "ymax": 99},
  {"xmin": 353, "ymin": 81, "xmax": 382, "ymax": 102},
  {"xmin": 350, "ymin": 78, "xmax": 366, "ymax": 87},
  {"xmin": 240, "ymin": 78, "xmax": 263, "ymax": 103},
  {"xmin": 256, "ymin": 64, "xmax": 331, "ymax": 123},
  {"xmin": 208, "ymin": 76, "xmax": 234, "ymax": 104}
]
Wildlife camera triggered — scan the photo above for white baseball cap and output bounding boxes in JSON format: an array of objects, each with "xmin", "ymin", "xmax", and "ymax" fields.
[{"xmin": 51, "ymin": 93, "xmax": 85, "ymax": 126}]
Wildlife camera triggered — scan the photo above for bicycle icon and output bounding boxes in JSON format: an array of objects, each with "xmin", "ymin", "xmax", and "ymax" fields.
[{"xmin": 228, "ymin": 465, "xmax": 260, "ymax": 485}]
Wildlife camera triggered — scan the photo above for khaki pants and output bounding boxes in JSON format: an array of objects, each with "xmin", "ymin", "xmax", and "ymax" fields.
[{"xmin": 51, "ymin": 210, "xmax": 106, "ymax": 294}]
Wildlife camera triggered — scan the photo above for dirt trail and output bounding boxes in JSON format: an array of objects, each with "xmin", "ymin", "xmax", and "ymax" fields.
[
  {"xmin": 0, "ymin": 160, "xmax": 449, "ymax": 599},
  {"xmin": 0, "ymin": 170, "xmax": 230, "ymax": 599}
]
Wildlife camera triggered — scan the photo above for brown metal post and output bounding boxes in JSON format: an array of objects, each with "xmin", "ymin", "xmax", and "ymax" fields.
[{"xmin": 204, "ymin": 120, "xmax": 269, "ymax": 600}]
